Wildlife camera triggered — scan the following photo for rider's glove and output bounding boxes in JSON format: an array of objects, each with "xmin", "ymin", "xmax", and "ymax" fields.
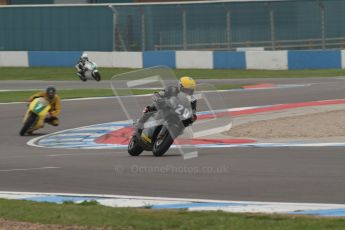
[
  {"xmin": 143, "ymin": 105, "xmax": 157, "ymax": 113},
  {"xmin": 143, "ymin": 106, "xmax": 151, "ymax": 113},
  {"xmin": 182, "ymin": 114, "xmax": 197, "ymax": 127}
]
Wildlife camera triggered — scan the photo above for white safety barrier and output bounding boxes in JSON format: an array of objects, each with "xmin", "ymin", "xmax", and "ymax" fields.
[
  {"xmin": 1, "ymin": 50, "xmax": 344, "ymax": 70},
  {"xmin": 86, "ymin": 51, "xmax": 142, "ymax": 68},
  {"xmin": 176, "ymin": 51, "xmax": 213, "ymax": 69},
  {"xmin": 341, "ymin": 50, "xmax": 345, "ymax": 69},
  {"xmin": 0, "ymin": 51, "xmax": 29, "ymax": 67},
  {"xmin": 245, "ymin": 50, "xmax": 288, "ymax": 70}
]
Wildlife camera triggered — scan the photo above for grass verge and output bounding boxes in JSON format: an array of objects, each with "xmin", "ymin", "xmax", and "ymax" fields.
[
  {"xmin": 0, "ymin": 89, "xmax": 152, "ymax": 103},
  {"xmin": 0, "ymin": 84, "xmax": 243, "ymax": 103},
  {"xmin": 0, "ymin": 199, "xmax": 344, "ymax": 230},
  {"xmin": 0, "ymin": 67, "xmax": 344, "ymax": 80}
]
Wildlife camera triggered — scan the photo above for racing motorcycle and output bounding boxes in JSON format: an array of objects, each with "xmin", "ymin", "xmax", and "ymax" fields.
[
  {"xmin": 77, "ymin": 61, "xmax": 101, "ymax": 82},
  {"xmin": 128, "ymin": 92, "xmax": 194, "ymax": 157},
  {"xmin": 19, "ymin": 97, "xmax": 51, "ymax": 136}
]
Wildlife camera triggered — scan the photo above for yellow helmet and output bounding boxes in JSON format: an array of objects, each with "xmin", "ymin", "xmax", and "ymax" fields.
[
  {"xmin": 179, "ymin": 76, "xmax": 196, "ymax": 89},
  {"xmin": 179, "ymin": 76, "xmax": 196, "ymax": 95}
]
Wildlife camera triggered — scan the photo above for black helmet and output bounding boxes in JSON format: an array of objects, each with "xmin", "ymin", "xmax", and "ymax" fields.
[{"xmin": 46, "ymin": 86, "xmax": 56, "ymax": 100}]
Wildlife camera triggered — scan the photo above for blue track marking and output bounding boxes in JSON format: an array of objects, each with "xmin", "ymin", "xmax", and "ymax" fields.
[
  {"xmin": 63, "ymin": 130, "xmax": 112, "ymax": 134},
  {"xmin": 23, "ymin": 196, "xmax": 97, "ymax": 204},
  {"xmin": 1, "ymin": 191, "xmax": 343, "ymax": 217},
  {"xmin": 29, "ymin": 102, "xmax": 345, "ymax": 150},
  {"xmin": 290, "ymin": 208, "xmax": 345, "ymax": 217},
  {"xmin": 152, "ymin": 202, "xmax": 248, "ymax": 209},
  {"xmin": 38, "ymin": 135, "xmax": 96, "ymax": 140}
]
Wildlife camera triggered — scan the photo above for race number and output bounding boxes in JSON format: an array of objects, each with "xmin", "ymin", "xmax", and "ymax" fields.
[{"xmin": 175, "ymin": 104, "xmax": 191, "ymax": 119}]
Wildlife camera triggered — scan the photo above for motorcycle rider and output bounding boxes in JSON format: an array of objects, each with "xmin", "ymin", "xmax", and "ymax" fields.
[
  {"xmin": 76, "ymin": 53, "xmax": 89, "ymax": 78},
  {"xmin": 28, "ymin": 86, "xmax": 61, "ymax": 127},
  {"xmin": 134, "ymin": 76, "xmax": 197, "ymax": 136}
]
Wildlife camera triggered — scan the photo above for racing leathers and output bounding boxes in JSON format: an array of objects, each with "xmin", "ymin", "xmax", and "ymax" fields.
[
  {"xmin": 135, "ymin": 86, "xmax": 197, "ymax": 133},
  {"xmin": 28, "ymin": 92, "xmax": 61, "ymax": 126},
  {"xmin": 75, "ymin": 58, "xmax": 88, "ymax": 77}
]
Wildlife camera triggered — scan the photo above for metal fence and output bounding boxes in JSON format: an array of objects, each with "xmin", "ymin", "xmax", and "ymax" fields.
[
  {"xmin": 113, "ymin": 0, "xmax": 345, "ymax": 51},
  {"xmin": 0, "ymin": 0, "xmax": 345, "ymax": 51}
]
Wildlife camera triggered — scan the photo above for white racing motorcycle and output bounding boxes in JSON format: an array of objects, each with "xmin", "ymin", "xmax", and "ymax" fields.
[{"xmin": 77, "ymin": 61, "xmax": 101, "ymax": 82}]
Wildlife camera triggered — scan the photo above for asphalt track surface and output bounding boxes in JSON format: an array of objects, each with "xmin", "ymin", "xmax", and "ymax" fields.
[
  {"xmin": 1, "ymin": 77, "xmax": 345, "ymax": 90},
  {"xmin": 0, "ymin": 77, "xmax": 344, "ymax": 204}
]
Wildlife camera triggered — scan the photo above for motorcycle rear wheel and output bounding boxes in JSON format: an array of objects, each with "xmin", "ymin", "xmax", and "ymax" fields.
[
  {"xmin": 77, "ymin": 73, "xmax": 87, "ymax": 82},
  {"xmin": 20, "ymin": 113, "xmax": 37, "ymax": 136}
]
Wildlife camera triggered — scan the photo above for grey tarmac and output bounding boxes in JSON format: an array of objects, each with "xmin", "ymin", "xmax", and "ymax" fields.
[
  {"xmin": 0, "ymin": 78, "xmax": 344, "ymax": 204},
  {"xmin": 1, "ymin": 77, "xmax": 345, "ymax": 90}
]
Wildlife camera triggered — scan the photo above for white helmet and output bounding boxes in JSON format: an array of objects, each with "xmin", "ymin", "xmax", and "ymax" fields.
[{"xmin": 81, "ymin": 53, "xmax": 88, "ymax": 60}]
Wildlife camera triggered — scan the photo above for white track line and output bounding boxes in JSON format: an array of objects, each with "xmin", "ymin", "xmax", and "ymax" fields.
[
  {"xmin": 0, "ymin": 167, "xmax": 60, "ymax": 172},
  {"xmin": 0, "ymin": 84, "xmax": 313, "ymax": 105},
  {"xmin": 0, "ymin": 191, "xmax": 344, "ymax": 209}
]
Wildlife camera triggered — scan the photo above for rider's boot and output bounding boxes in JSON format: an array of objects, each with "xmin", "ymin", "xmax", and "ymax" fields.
[
  {"xmin": 133, "ymin": 108, "xmax": 153, "ymax": 137},
  {"xmin": 133, "ymin": 122, "xmax": 143, "ymax": 137}
]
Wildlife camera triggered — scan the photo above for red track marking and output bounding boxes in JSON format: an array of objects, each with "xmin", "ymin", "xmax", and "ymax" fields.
[
  {"xmin": 95, "ymin": 127, "xmax": 133, "ymax": 145},
  {"xmin": 95, "ymin": 127, "xmax": 255, "ymax": 145},
  {"xmin": 174, "ymin": 138, "xmax": 256, "ymax": 145},
  {"xmin": 95, "ymin": 99, "xmax": 345, "ymax": 146},
  {"xmin": 198, "ymin": 99, "xmax": 345, "ymax": 119},
  {"xmin": 242, "ymin": 83, "xmax": 275, "ymax": 89}
]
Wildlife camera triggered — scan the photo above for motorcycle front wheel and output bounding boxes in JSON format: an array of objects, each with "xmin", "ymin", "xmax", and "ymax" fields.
[
  {"xmin": 93, "ymin": 71, "xmax": 101, "ymax": 82},
  {"xmin": 152, "ymin": 131, "xmax": 174, "ymax": 157},
  {"xmin": 128, "ymin": 136, "xmax": 144, "ymax": 156},
  {"xmin": 19, "ymin": 113, "xmax": 37, "ymax": 136}
]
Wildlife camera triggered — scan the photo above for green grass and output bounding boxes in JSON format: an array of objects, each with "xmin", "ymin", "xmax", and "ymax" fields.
[
  {"xmin": 0, "ymin": 84, "xmax": 244, "ymax": 103},
  {"xmin": 0, "ymin": 89, "xmax": 154, "ymax": 103},
  {"xmin": 214, "ymin": 83, "xmax": 246, "ymax": 90},
  {"xmin": 0, "ymin": 199, "xmax": 344, "ymax": 230},
  {"xmin": 0, "ymin": 67, "xmax": 344, "ymax": 81}
]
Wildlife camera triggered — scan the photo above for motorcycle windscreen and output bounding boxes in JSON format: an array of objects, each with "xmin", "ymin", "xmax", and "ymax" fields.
[
  {"xmin": 32, "ymin": 97, "xmax": 49, "ymax": 114},
  {"xmin": 110, "ymin": 66, "xmax": 197, "ymax": 159}
]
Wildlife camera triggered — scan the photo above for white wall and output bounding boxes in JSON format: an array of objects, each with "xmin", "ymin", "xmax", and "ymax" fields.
[
  {"xmin": 86, "ymin": 52, "xmax": 114, "ymax": 68},
  {"xmin": 86, "ymin": 52, "xmax": 142, "ymax": 68},
  {"xmin": 341, "ymin": 50, "xmax": 345, "ymax": 69},
  {"xmin": 112, "ymin": 52, "xmax": 142, "ymax": 68},
  {"xmin": 176, "ymin": 51, "xmax": 213, "ymax": 69},
  {"xmin": 2, "ymin": 50, "xmax": 342, "ymax": 70},
  {"xmin": 0, "ymin": 51, "xmax": 28, "ymax": 67},
  {"xmin": 245, "ymin": 50, "xmax": 288, "ymax": 70}
]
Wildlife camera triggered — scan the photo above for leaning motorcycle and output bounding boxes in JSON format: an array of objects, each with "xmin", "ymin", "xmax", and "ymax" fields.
[
  {"xmin": 77, "ymin": 61, "xmax": 101, "ymax": 82},
  {"xmin": 19, "ymin": 97, "xmax": 51, "ymax": 136},
  {"xmin": 128, "ymin": 92, "xmax": 194, "ymax": 157}
]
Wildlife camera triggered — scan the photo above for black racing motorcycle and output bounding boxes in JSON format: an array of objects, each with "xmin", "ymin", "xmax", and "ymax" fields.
[{"xmin": 128, "ymin": 93, "xmax": 194, "ymax": 157}]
